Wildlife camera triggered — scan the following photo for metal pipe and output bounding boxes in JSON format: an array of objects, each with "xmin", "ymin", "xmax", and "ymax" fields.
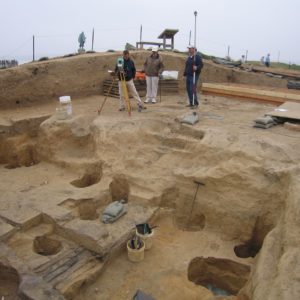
[{"xmin": 192, "ymin": 11, "xmax": 197, "ymax": 106}]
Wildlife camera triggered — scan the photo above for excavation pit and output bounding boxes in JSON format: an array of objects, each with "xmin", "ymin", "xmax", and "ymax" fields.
[
  {"xmin": 109, "ymin": 175, "xmax": 130, "ymax": 203},
  {"xmin": 78, "ymin": 198, "xmax": 99, "ymax": 220},
  {"xmin": 70, "ymin": 172, "xmax": 101, "ymax": 188},
  {"xmin": 0, "ymin": 51, "xmax": 299, "ymax": 300},
  {"xmin": 1, "ymin": 142, "xmax": 40, "ymax": 169},
  {"xmin": 0, "ymin": 263, "xmax": 21, "ymax": 300},
  {"xmin": 234, "ymin": 242, "xmax": 261, "ymax": 258},
  {"xmin": 33, "ymin": 235, "xmax": 63, "ymax": 256},
  {"xmin": 188, "ymin": 257, "xmax": 251, "ymax": 296}
]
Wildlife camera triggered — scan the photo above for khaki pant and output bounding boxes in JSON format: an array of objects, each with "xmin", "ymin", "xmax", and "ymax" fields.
[
  {"xmin": 146, "ymin": 76, "xmax": 159, "ymax": 101},
  {"xmin": 118, "ymin": 79, "xmax": 142, "ymax": 109}
]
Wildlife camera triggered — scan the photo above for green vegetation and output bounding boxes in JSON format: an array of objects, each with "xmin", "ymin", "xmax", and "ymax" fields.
[
  {"xmin": 38, "ymin": 57, "xmax": 49, "ymax": 61},
  {"xmin": 200, "ymin": 53, "xmax": 216, "ymax": 60},
  {"xmin": 248, "ymin": 61, "xmax": 300, "ymax": 71}
]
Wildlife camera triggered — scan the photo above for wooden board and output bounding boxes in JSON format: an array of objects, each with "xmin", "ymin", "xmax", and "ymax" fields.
[
  {"xmin": 265, "ymin": 101, "xmax": 300, "ymax": 121},
  {"xmin": 251, "ymin": 66, "xmax": 300, "ymax": 80},
  {"xmin": 202, "ymin": 83, "xmax": 300, "ymax": 104}
]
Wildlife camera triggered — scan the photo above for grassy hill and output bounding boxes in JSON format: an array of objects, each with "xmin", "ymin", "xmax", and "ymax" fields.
[{"xmin": 247, "ymin": 61, "xmax": 300, "ymax": 71}]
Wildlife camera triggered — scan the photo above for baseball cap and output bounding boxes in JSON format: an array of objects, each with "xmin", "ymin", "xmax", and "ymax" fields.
[
  {"xmin": 151, "ymin": 47, "xmax": 159, "ymax": 52},
  {"xmin": 187, "ymin": 45, "xmax": 195, "ymax": 49}
]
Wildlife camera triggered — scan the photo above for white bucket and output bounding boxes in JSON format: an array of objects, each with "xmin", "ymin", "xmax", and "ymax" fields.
[
  {"xmin": 136, "ymin": 229, "xmax": 154, "ymax": 250},
  {"xmin": 57, "ymin": 95, "xmax": 72, "ymax": 119},
  {"xmin": 127, "ymin": 240, "xmax": 145, "ymax": 262}
]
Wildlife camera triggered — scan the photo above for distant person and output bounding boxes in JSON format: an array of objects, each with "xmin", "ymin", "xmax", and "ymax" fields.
[
  {"xmin": 265, "ymin": 53, "xmax": 271, "ymax": 67},
  {"xmin": 241, "ymin": 55, "xmax": 246, "ymax": 63},
  {"xmin": 260, "ymin": 56, "xmax": 265, "ymax": 65},
  {"xmin": 78, "ymin": 32, "xmax": 86, "ymax": 49},
  {"xmin": 183, "ymin": 45, "xmax": 203, "ymax": 108},
  {"xmin": 143, "ymin": 47, "xmax": 164, "ymax": 103},
  {"xmin": 114, "ymin": 50, "xmax": 144, "ymax": 112}
]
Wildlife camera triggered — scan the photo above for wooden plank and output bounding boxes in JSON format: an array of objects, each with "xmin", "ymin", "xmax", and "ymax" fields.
[
  {"xmin": 33, "ymin": 247, "xmax": 84, "ymax": 274},
  {"xmin": 265, "ymin": 101, "xmax": 300, "ymax": 120},
  {"xmin": 202, "ymin": 83, "xmax": 300, "ymax": 104}
]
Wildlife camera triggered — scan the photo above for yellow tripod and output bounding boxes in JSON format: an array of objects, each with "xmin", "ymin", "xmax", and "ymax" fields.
[{"xmin": 119, "ymin": 71, "xmax": 131, "ymax": 116}]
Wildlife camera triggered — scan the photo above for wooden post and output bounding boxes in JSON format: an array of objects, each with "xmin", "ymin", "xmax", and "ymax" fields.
[
  {"xmin": 140, "ymin": 25, "xmax": 142, "ymax": 49},
  {"xmin": 32, "ymin": 35, "xmax": 35, "ymax": 61},
  {"xmin": 92, "ymin": 28, "xmax": 94, "ymax": 51}
]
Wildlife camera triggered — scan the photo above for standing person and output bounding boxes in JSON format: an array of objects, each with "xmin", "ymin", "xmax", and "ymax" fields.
[
  {"xmin": 115, "ymin": 50, "xmax": 144, "ymax": 112},
  {"xmin": 265, "ymin": 53, "xmax": 271, "ymax": 67},
  {"xmin": 143, "ymin": 47, "xmax": 164, "ymax": 103},
  {"xmin": 183, "ymin": 45, "xmax": 203, "ymax": 108},
  {"xmin": 260, "ymin": 56, "xmax": 265, "ymax": 65}
]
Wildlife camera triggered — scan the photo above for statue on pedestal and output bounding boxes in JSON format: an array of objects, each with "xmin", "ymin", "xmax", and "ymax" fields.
[{"xmin": 78, "ymin": 32, "xmax": 86, "ymax": 53}]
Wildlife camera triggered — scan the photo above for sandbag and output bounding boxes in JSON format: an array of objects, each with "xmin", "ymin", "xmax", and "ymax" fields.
[
  {"xmin": 253, "ymin": 122, "xmax": 274, "ymax": 129},
  {"xmin": 254, "ymin": 116, "xmax": 275, "ymax": 125},
  {"xmin": 102, "ymin": 201, "xmax": 127, "ymax": 224},
  {"xmin": 287, "ymin": 81, "xmax": 300, "ymax": 90},
  {"xmin": 180, "ymin": 112, "xmax": 199, "ymax": 125}
]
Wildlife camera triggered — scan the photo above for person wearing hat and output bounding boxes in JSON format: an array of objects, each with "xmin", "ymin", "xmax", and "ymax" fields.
[
  {"xmin": 114, "ymin": 50, "xmax": 144, "ymax": 112},
  {"xmin": 183, "ymin": 45, "xmax": 203, "ymax": 107},
  {"xmin": 143, "ymin": 47, "xmax": 164, "ymax": 103}
]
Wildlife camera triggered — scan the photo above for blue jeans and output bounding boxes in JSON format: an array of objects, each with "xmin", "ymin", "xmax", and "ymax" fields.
[{"xmin": 186, "ymin": 75, "xmax": 199, "ymax": 105}]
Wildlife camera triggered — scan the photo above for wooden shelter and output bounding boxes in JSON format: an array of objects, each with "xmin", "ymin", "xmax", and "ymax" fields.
[
  {"xmin": 157, "ymin": 29, "xmax": 178, "ymax": 50},
  {"xmin": 136, "ymin": 28, "xmax": 179, "ymax": 50}
]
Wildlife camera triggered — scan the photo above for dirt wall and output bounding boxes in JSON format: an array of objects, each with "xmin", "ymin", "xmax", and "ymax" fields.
[{"xmin": 0, "ymin": 51, "xmax": 288, "ymax": 109}]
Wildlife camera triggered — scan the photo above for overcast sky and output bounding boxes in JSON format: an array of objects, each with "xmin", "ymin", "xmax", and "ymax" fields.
[{"xmin": 1, "ymin": 0, "xmax": 300, "ymax": 64}]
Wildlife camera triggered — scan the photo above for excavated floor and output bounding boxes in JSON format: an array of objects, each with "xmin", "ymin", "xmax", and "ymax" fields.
[{"xmin": 0, "ymin": 94, "xmax": 299, "ymax": 300}]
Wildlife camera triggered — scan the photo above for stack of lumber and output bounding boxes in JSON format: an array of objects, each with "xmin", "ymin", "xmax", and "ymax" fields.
[
  {"xmin": 103, "ymin": 79, "xmax": 179, "ymax": 98},
  {"xmin": 202, "ymin": 83, "xmax": 300, "ymax": 104}
]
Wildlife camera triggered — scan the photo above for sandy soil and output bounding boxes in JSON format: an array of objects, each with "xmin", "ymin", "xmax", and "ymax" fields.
[{"xmin": 0, "ymin": 53, "xmax": 300, "ymax": 300}]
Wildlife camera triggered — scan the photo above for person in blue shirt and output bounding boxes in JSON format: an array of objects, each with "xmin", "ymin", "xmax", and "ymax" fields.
[
  {"xmin": 265, "ymin": 53, "xmax": 271, "ymax": 67},
  {"xmin": 183, "ymin": 45, "xmax": 203, "ymax": 107}
]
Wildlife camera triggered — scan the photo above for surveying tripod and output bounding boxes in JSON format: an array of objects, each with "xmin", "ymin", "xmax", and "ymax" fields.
[{"xmin": 117, "ymin": 57, "xmax": 131, "ymax": 116}]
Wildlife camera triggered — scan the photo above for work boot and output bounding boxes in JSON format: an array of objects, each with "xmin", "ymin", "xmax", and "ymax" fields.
[
  {"xmin": 151, "ymin": 98, "xmax": 157, "ymax": 103},
  {"xmin": 138, "ymin": 103, "xmax": 147, "ymax": 112},
  {"xmin": 119, "ymin": 107, "xmax": 125, "ymax": 111}
]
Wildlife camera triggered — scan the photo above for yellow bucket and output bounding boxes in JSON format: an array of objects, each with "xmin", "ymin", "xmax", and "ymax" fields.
[
  {"xmin": 127, "ymin": 240, "xmax": 145, "ymax": 262},
  {"xmin": 136, "ymin": 229, "xmax": 154, "ymax": 250}
]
